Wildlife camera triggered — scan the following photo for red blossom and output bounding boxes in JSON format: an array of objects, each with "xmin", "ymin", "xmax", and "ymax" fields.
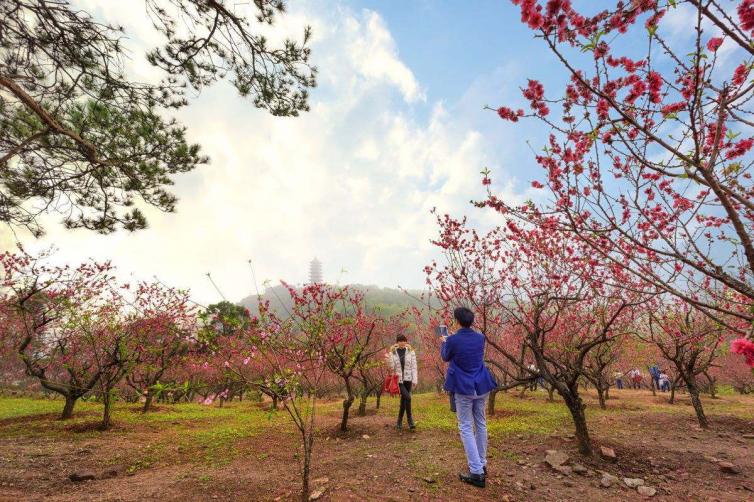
[
  {"xmin": 660, "ymin": 102, "xmax": 685, "ymax": 116},
  {"xmin": 738, "ymin": 0, "xmax": 754, "ymax": 33},
  {"xmin": 497, "ymin": 106, "xmax": 525, "ymax": 122},
  {"xmin": 731, "ymin": 338, "xmax": 754, "ymax": 367},
  {"xmin": 725, "ymin": 137, "xmax": 754, "ymax": 159},
  {"xmin": 706, "ymin": 37, "xmax": 724, "ymax": 52},
  {"xmin": 733, "ymin": 63, "xmax": 750, "ymax": 86}
]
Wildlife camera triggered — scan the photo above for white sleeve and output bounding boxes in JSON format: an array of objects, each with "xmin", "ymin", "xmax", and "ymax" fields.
[
  {"xmin": 387, "ymin": 352, "xmax": 397, "ymax": 374},
  {"xmin": 412, "ymin": 352, "xmax": 418, "ymax": 384}
]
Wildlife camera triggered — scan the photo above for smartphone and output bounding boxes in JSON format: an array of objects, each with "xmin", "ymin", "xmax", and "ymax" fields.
[{"xmin": 435, "ymin": 325, "xmax": 449, "ymax": 338}]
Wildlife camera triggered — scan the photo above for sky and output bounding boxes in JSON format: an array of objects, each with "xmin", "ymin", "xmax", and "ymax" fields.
[{"xmin": 0, "ymin": 0, "xmax": 723, "ymax": 306}]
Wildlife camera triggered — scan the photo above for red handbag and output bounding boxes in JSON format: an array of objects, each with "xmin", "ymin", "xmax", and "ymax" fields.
[{"xmin": 383, "ymin": 374, "xmax": 400, "ymax": 396}]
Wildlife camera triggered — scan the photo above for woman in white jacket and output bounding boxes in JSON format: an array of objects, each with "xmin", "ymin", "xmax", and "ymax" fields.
[{"xmin": 386, "ymin": 334, "xmax": 418, "ymax": 430}]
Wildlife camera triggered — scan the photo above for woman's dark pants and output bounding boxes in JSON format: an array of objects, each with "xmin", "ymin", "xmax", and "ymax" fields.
[{"xmin": 398, "ymin": 381, "xmax": 414, "ymax": 426}]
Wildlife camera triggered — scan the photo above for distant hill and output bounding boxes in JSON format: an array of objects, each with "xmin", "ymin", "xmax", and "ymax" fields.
[{"xmin": 237, "ymin": 283, "xmax": 439, "ymax": 318}]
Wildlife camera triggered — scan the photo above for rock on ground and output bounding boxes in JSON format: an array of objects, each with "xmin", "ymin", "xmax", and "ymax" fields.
[
  {"xmin": 309, "ymin": 488, "xmax": 325, "ymax": 500},
  {"xmin": 600, "ymin": 473, "xmax": 619, "ymax": 488},
  {"xmin": 719, "ymin": 462, "xmax": 741, "ymax": 474},
  {"xmin": 624, "ymin": 477, "xmax": 645, "ymax": 488},
  {"xmin": 544, "ymin": 450, "xmax": 569, "ymax": 468},
  {"xmin": 637, "ymin": 485, "xmax": 657, "ymax": 496}
]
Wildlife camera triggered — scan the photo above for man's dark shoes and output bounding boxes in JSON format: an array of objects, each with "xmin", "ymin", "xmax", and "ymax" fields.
[
  {"xmin": 408, "ymin": 422, "xmax": 416, "ymax": 430},
  {"xmin": 459, "ymin": 472, "xmax": 485, "ymax": 488}
]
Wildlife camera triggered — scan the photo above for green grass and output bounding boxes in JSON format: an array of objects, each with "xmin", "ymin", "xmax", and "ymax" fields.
[
  {"xmin": 0, "ymin": 397, "xmax": 99, "ymax": 420},
  {"xmin": 376, "ymin": 392, "xmax": 572, "ymax": 438},
  {"xmin": 0, "ymin": 396, "xmax": 283, "ymax": 472}
]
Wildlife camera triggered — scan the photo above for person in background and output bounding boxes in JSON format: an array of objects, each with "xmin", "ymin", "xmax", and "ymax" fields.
[
  {"xmin": 659, "ymin": 371, "xmax": 670, "ymax": 392},
  {"xmin": 614, "ymin": 370, "xmax": 624, "ymax": 390},
  {"xmin": 632, "ymin": 368, "xmax": 643, "ymax": 389},
  {"xmin": 386, "ymin": 334, "xmax": 418, "ymax": 430},
  {"xmin": 626, "ymin": 368, "xmax": 636, "ymax": 387},
  {"xmin": 527, "ymin": 363, "xmax": 538, "ymax": 390},
  {"xmin": 441, "ymin": 307, "xmax": 497, "ymax": 489},
  {"xmin": 649, "ymin": 364, "xmax": 660, "ymax": 391}
]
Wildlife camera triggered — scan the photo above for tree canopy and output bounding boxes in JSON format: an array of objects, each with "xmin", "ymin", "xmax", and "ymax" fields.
[{"xmin": 0, "ymin": 0, "xmax": 316, "ymax": 235}]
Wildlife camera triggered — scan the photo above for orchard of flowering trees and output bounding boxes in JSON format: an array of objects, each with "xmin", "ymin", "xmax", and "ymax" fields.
[{"xmin": 0, "ymin": 248, "xmax": 405, "ymax": 501}]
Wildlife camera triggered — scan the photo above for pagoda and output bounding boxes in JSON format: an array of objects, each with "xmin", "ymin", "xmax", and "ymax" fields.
[{"xmin": 309, "ymin": 258, "xmax": 323, "ymax": 284}]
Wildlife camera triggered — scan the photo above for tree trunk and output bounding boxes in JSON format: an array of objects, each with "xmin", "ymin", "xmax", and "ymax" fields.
[
  {"xmin": 547, "ymin": 385, "xmax": 556, "ymax": 402},
  {"xmin": 596, "ymin": 388, "xmax": 606, "ymax": 410},
  {"xmin": 705, "ymin": 373, "xmax": 717, "ymax": 399},
  {"xmin": 61, "ymin": 395, "xmax": 77, "ymax": 420},
  {"xmin": 300, "ymin": 431, "xmax": 314, "ymax": 502},
  {"xmin": 340, "ymin": 396, "xmax": 354, "ymax": 431},
  {"xmin": 669, "ymin": 376, "xmax": 681, "ymax": 404},
  {"xmin": 357, "ymin": 392, "xmax": 367, "ymax": 417},
  {"xmin": 686, "ymin": 377, "xmax": 709, "ymax": 429},
  {"xmin": 142, "ymin": 393, "xmax": 154, "ymax": 413},
  {"xmin": 563, "ymin": 393, "xmax": 592, "ymax": 455},
  {"xmin": 488, "ymin": 388, "xmax": 498, "ymax": 415},
  {"xmin": 271, "ymin": 395, "xmax": 278, "ymax": 411},
  {"xmin": 101, "ymin": 390, "xmax": 113, "ymax": 430},
  {"xmin": 375, "ymin": 392, "xmax": 382, "ymax": 410}
]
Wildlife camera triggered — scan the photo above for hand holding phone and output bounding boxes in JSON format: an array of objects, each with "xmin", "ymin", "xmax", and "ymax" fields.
[{"xmin": 435, "ymin": 325, "xmax": 449, "ymax": 338}]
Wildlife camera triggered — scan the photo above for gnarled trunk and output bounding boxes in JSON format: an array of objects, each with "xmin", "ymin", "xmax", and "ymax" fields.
[
  {"xmin": 340, "ymin": 395, "xmax": 354, "ymax": 431},
  {"xmin": 488, "ymin": 388, "xmax": 498, "ymax": 415},
  {"xmin": 563, "ymin": 393, "xmax": 592, "ymax": 455},
  {"xmin": 596, "ymin": 388, "xmax": 606, "ymax": 410},
  {"xmin": 685, "ymin": 376, "xmax": 709, "ymax": 429},
  {"xmin": 357, "ymin": 392, "xmax": 368, "ymax": 417},
  {"xmin": 142, "ymin": 393, "xmax": 154, "ymax": 413},
  {"xmin": 61, "ymin": 395, "xmax": 77, "ymax": 420},
  {"xmin": 101, "ymin": 390, "xmax": 113, "ymax": 430}
]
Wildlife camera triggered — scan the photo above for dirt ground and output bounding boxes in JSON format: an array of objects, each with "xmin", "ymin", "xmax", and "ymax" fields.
[{"xmin": 0, "ymin": 389, "xmax": 753, "ymax": 501}]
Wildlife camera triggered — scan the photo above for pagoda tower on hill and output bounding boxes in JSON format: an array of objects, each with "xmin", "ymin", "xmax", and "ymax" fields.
[{"xmin": 309, "ymin": 258, "xmax": 323, "ymax": 284}]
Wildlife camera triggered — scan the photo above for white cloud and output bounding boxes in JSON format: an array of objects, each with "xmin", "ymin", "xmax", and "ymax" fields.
[
  {"xmin": 1, "ymin": 1, "xmax": 521, "ymax": 306},
  {"xmin": 344, "ymin": 10, "xmax": 425, "ymax": 103}
]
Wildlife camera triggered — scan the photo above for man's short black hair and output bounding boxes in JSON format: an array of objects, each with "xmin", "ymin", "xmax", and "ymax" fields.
[
  {"xmin": 396, "ymin": 334, "xmax": 408, "ymax": 343},
  {"xmin": 454, "ymin": 307, "xmax": 474, "ymax": 328}
]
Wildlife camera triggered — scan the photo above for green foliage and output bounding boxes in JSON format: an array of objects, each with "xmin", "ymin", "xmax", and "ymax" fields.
[{"xmin": 0, "ymin": 0, "xmax": 315, "ymax": 235}]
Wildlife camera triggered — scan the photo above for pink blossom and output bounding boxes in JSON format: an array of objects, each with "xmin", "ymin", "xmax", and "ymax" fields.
[{"xmin": 731, "ymin": 338, "xmax": 754, "ymax": 367}]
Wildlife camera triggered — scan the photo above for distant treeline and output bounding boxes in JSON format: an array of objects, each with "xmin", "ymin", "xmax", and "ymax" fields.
[{"xmin": 238, "ymin": 284, "xmax": 440, "ymax": 319}]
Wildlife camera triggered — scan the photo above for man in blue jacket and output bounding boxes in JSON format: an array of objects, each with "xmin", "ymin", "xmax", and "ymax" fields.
[{"xmin": 441, "ymin": 307, "xmax": 497, "ymax": 488}]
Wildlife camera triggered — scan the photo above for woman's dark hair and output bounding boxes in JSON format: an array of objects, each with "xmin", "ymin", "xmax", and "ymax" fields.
[
  {"xmin": 454, "ymin": 307, "xmax": 475, "ymax": 328},
  {"xmin": 396, "ymin": 334, "xmax": 408, "ymax": 343}
]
